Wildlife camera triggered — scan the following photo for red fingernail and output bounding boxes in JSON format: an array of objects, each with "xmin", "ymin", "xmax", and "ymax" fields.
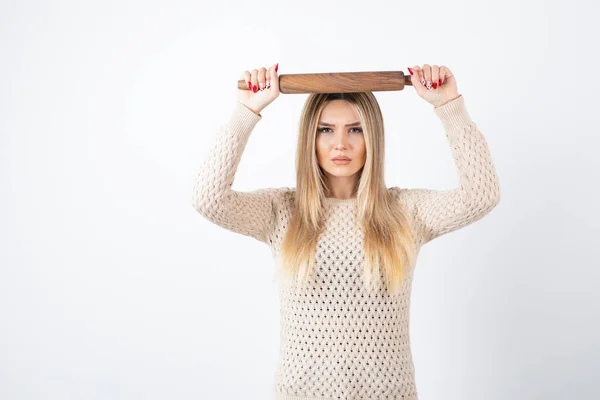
[
  {"xmin": 247, "ymin": 81, "xmax": 251, "ymax": 89},
  {"xmin": 275, "ymin": 63, "xmax": 278, "ymax": 72},
  {"xmin": 432, "ymin": 82, "xmax": 437, "ymax": 89},
  {"xmin": 407, "ymin": 67, "xmax": 413, "ymax": 75},
  {"xmin": 253, "ymin": 85, "xmax": 257, "ymax": 93},
  {"xmin": 439, "ymin": 79, "xmax": 442, "ymax": 86}
]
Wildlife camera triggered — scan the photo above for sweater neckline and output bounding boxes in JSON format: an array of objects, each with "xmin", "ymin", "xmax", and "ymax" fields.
[{"xmin": 324, "ymin": 196, "xmax": 358, "ymax": 205}]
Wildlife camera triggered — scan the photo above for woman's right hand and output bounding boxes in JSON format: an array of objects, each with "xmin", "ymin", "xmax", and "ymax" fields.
[{"xmin": 238, "ymin": 63, "xmax": 280, "ymax": 115}]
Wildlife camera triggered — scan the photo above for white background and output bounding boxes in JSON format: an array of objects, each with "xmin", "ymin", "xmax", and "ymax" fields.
[{"xmin": 1, "ymin": 1, "xmax": 598, "ymax": 399}]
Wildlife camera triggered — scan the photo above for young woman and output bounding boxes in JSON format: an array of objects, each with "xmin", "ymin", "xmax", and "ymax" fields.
[{"xmin": 192, "ymin": 63, "xmax": 500, "ymax": 400}]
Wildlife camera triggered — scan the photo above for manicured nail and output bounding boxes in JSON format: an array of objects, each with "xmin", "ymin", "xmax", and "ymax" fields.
[
  {"xmin": 439, "ymin": 79, "xmax": 442, "ymax": 86},
  {"xmin": 407, "ymin": 67, "xmax": 413, "ymax": 75},
  {"xmin": 252, "ymin": 85, "xmax": 257, "ymax": 93},
  {"xmin": 432, "ymin": 82, "xmax": 437, "ymax": 89},
  {"xmin": 259, "ymin": 82, "xmax": 264, "ymax": 90},
  {"xmin": 247, "ymin": 81, "xmax": 251, "ymax": 89},
  {"xmin": 266, "ymin": 79, "xmax": 270, "ymax": 88},
  {"xmin": 275, "ymin": 63, "xmax": 278, "ymax": 72}
]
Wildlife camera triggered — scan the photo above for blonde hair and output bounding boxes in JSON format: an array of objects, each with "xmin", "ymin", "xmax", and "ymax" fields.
[{"xmin": 275, "ymin": 92, "xmax": 417, "ymax": 295}]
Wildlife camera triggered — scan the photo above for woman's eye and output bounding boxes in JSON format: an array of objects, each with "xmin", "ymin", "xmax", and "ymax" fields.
[{"xmin": 317, "ymin": 127, "xmax": 363, "ymax": 134}]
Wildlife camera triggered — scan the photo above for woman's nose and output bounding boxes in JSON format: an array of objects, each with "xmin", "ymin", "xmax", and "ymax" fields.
[{"xmin": 334, "ymin": 133, "xmax": 349, "ymax": 148}]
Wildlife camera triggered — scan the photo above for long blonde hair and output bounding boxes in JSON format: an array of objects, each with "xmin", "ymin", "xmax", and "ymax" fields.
[{"xmin": 275, "ymin": 92, "xmax": 417, "ymax": 295}]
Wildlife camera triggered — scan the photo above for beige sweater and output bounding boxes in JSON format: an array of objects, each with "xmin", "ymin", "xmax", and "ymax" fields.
[{"xmin": 192, "ymin": 94, "xmax": 500, "ymax": 400}]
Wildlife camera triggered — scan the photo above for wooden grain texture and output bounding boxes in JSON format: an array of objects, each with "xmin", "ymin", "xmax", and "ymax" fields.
[{"xmin": 237, "ymin": 70, "xmax": 412, "ymax": 94}]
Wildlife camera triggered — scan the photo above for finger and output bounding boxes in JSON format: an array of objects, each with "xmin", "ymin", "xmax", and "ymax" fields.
[
  {"xmin": 270, "ymin": 63, "xmax": 279, "ymax": 91},
  {"xmin": 408, "ymin": 66, "xmax": 417, "ymax": 85},
  {"xmin": 250, "ymin": 69, "xmax": 258, "ymax": 93},
  {"xmin": 413, "ymin": 64, "xmax": 426, "ymax": 88},
  {"xmin": 431, "ymin": 65, "xmax": 439, "ymax": 89},
  {"xmin": 240, "ymin": 71, "xmax": 251, "ymax": 90},
  {"xmin": 411, "ymin": 65, "xmax": 426, "ymax": 95},
  {"xmin": 258, "ymin": 67, "xmax": 267, "ymax": 90},
  {"xmin": 411, "ymin": 65, "xmax": 423, "ymax": 88},
  {"xmin": 422, "ymin": 64, "xmax": 432, "ymax": 90},
  {"xmin": 266, "ymin": 66, "xmax": 272, "ymax": 89},
  {"xmin": 439, "ymin": 65, "xmax": 452, "ymax": 86}
]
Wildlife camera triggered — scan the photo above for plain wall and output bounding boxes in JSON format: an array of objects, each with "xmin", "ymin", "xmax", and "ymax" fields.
[{"xmin": 1, "ymin": 0, "xmax": 598, "ymax": 399}]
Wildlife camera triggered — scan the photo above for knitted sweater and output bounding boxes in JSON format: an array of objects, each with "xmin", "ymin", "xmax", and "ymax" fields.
[{"xmin": 191, "ymin": 94, "xmax": 500, "ymax": 400}]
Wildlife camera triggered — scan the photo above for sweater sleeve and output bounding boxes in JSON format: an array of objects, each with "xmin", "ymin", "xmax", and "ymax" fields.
[
  {"xmin": 191, "ymin": 101, "xmax": 281, "ymax": 244},
  {"xmin": 391, "ymin": 95, "xmax": 501, "ymax": 246}
]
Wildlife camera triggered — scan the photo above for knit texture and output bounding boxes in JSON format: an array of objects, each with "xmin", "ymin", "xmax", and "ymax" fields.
[{"xmin": 192, "ymin": 95, "xmax": 500, "ymax": 400}]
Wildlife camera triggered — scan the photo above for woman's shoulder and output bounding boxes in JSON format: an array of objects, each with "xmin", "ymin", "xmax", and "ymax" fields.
[
  {"xmin": 387, "ymin": 186, "xmax": 427, "ymax": 201},
  {"xmin": 387, "ymin": 186, "xmax": 410, "ymax": 201},
  {"xmin": 268, "ymin": 186, "xmax": 296, "ymax": 206},
  {"xmin": 387, "ymin": 186, "xmax": 420, "ymax": 213}
]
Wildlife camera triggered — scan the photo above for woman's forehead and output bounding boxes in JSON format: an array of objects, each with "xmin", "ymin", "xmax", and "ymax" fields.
[{"xmin": 320, "ymin": 100, "xmax": 360, "ymax": 123}]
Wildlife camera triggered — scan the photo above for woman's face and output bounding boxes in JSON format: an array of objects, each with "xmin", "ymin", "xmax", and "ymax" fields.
[{"xmin": 315, "ymin": 100, "xmax": 366, "ymax": 179}]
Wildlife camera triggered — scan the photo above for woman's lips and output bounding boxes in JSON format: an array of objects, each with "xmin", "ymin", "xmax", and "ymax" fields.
[{"xmin": 332, "ymin": 159, "xmax": 351, "ymax": 165}]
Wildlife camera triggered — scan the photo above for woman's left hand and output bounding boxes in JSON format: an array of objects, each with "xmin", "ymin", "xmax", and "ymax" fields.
[{"xmin": 408, "ymin": 64, "xmax": 460, "ymax": 108}]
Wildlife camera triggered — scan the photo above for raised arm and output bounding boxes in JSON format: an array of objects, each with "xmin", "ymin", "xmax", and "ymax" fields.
[
  {"xmin": 191, "ymin": 101, "xmax": 282, "ymax": 244},
  {"xmin": 391, "ymin": 95, "xmax": 501, "ymax": 246}
]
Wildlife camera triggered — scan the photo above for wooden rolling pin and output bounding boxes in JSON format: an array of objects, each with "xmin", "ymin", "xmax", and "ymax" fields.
[{"xmin": 237, "ymin": 70, "xmax": 413, "ymax": 94}]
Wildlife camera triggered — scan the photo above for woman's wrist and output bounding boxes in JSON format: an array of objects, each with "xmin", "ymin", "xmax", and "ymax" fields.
[
  {"xmin": 238, "ymin": 101, "xmax": 262, "ymax": 116},
  {"xmin": 434, "ymin": 94, "xmax": 461, "ymax": 108}
]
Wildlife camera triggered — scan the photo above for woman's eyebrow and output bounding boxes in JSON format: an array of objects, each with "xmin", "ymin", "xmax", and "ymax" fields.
[{"xmin": 318, "ymin": 121, "xmax": 361, "ymax": 127}]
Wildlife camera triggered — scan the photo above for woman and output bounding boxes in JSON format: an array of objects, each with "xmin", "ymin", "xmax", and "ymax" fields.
[{"xmin": 192, "ymin": 63, "xmax": 500, "ymax": 400}]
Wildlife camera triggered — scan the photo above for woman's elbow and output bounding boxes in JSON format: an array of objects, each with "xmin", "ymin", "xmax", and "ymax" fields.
[{"xmin": 481, "ymin": 185, "xmax": 501, "ymax": 215}]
